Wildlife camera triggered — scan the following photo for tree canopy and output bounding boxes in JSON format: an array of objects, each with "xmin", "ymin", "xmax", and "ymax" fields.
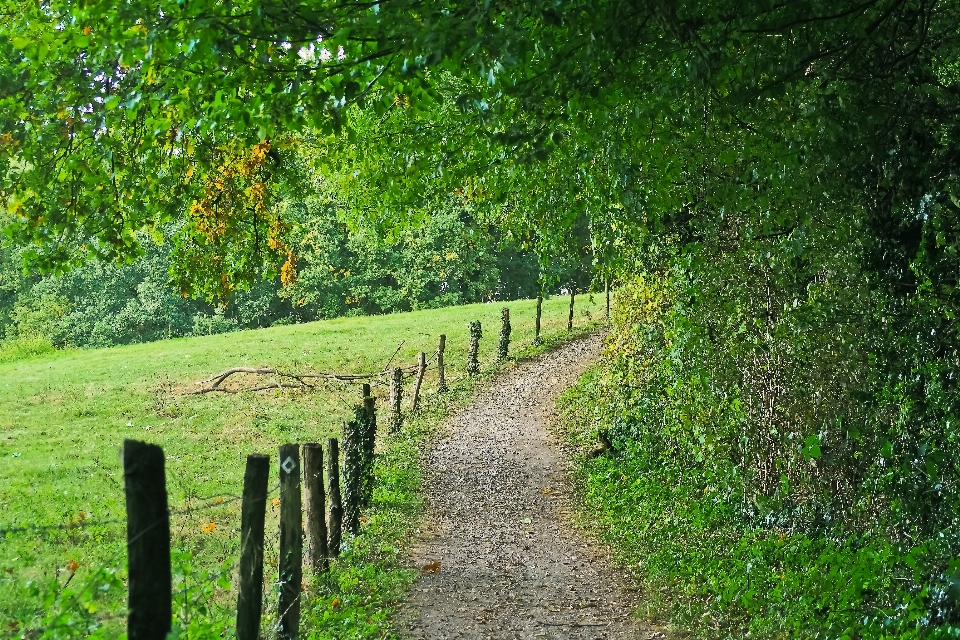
[
  {"xmin": 5, "ymin": 0, "xmax": 960, "ymax": 632},
  {"xmin": 4, "ymin": 1, "xmax": 956, "ymax": 282}
]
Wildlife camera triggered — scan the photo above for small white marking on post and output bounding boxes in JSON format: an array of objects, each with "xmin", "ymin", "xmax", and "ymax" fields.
[{"xmin": 281, "ymin": 456, "xmax": 297, "ymax": 474}]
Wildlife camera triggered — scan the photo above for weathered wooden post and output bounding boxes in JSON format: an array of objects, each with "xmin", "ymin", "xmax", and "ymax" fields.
[
  {"xmin": 302, "ymin": 444, "xmax": 328, "ymax": 574},
  {"xmin": 278, "ymin": 443, "xmax": 302, "ymax": 640},
  {"xmin": 341, "ymin": 420, "xmax": 362, "ymax": 536},
  {"xmin": 605, "ymin": 277, "xmax": 610, "ymax": 321},
  {"xmin": 467, "ymin": 320, "xmax": 482, "ymax": 376},
  {"xmin": 389, "ymin": 367, "xmax": 403, "ymax": 431},
  {"xmin": 360, "ymin": 384, "xmax": 377, "ymax": 507},
  {"xmin": 410, "ymin": 351, "xmax": 427, "ymax": 413},
  {"xmin": 497, "ymin": 308, "xmax": 511, "ymax": 362},
  {"xmin": 437, "ymin": 334, "xmax": 448, "ymax": 393},
  {"xmin": 568, "ymin": 288, "xmax": 575, "ymax": 331},
  {"xmin": 534, "ymin": 294, "xmax": 543, "ymax": 345},
  {"xmin": 237, "ymin": 454, "xmax": 269, "ymax": 640},
  {"xmin": 123, "ymin": 439, "xmax": 171, "ymax": 640},
  {"xmin": 325, "ymin": 438, "xmax": 342, "ymax": 558}
]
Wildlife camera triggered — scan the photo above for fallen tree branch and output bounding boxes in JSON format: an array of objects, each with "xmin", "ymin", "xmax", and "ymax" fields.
[
  {"xmin": 189, "ymin": 360, "xmax": 422, "ymax": 395},
  {"xmin": 200, "ymin": 367, "xmax": 275, "ymax": 388}
]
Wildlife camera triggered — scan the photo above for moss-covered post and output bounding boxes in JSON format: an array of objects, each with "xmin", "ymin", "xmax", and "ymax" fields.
[
  {"xmin": 497, "ymin": 308, "xmax": 511, "ymax": 362},
  {"xmin": 467, "ymin": 320, "xmax": 482, "ymax": 376},
  {"xmin": 567, "ymin": 288, "xmax": 575, "ymax": 331},
  {"xmin": 389, "ymin": 367, "xmax": 403, "ymax": 432},
  {"xmin": 325, "ymin": 438, "xmax": 342, "ymax": 557},
  {"xmin": 359, "ymin": 384, "xmax": 376, "ymax": 507},
  {"xmin": 301, "ymin": 444, "xmax": 328, "ymax": 574},
  {"xmin": 277, "ymin": 443, "xmax": 302, "ymax": 640},
  {"xmin": 437, "ymin": 334, "xmax": 448, "ymax": 393},
  {"xmin": 341, "ymin": 420, "xmax": 362, "ymax": 536}
]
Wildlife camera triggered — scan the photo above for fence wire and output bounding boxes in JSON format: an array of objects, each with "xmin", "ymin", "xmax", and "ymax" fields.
[
  {"xmin": 0, "ymin": 483, "xmax": 281, "ymax": 538},
  {"xmin": 5, "ymin": 332, "xmax": 458, "ymax": 638}
]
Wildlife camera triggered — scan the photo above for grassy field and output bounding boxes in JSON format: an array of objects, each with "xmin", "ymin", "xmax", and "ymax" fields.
[{"xmin": 0, "ymin": 294, "xmax": 605, "ymax": 637}]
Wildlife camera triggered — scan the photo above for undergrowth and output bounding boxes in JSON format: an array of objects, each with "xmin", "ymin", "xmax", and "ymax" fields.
[
  {"xmin": 559, "ymin": 366, "xmax": 960, "ymax": 640},
  {"xmin": 0, "ymin": 336, "xmax": 57, "ymax": 363}
]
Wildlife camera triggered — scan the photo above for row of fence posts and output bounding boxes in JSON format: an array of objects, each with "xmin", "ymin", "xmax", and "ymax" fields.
[
  {"xmin": 122, "ymin": 331, "xmax": 447, "ymax": 640},
  {"xmin": 121, "ymin": 300, "xmax": 602, "ymax": 640},
  {"xmin": 123, "ymin": 382, "xmax": 379, "ymax": 640}
]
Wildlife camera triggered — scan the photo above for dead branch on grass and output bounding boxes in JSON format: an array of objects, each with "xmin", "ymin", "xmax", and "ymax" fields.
[{"xmin": 187, "ymin": 341, "xmax": 443, "ymax": 395}]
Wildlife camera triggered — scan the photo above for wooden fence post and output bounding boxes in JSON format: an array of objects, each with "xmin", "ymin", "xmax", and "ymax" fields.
[
  {"xmin": 237, "ymin": 453, "xmax": 269, "ymax": 640},
  {"xmin": 325, "ymin": 438, "xmax": 342, "ymax": 558},
  {"xmin": 497, "ymin": 308, "xmax": 511, "ymax": 362},
  {"xmin": 302, "ymin": 444, "xmax": 328, "ymax": 575},
  {"xmin": 389, "ymin": 367, "xmax": 403, "ymax": 431},
  {"xmin": 341, "ymin": 421, "xmax": 362, "ymax": 536},
  {"xmin": 535, "ymin": 294, "xmax": 543, "ymax": 345},
  {"xmin": 605, "ymin": 277, "xmax": 610, "ymax": 321},
  {"xmin": 360, "ymin": 384, "xmax": 377, "ymax": 507},
  {"xmin": 123, "ymin": 439, "xmax": 171, "ymax": 640},
  {"xmin": 568, "ymin": 289, "xmax": 575, "ymax": 331},
  {"xmin": 410, "ymin": 352, "xmax": 426, "ymax": 413},
  {"xmin": 467, "ymin": 320, "xmax": 482, "ymax": 376},
  {"xmin": 278, "ymin": 444, "xmax": 302, "ymax": 640},
  {"xmin": 437, "ymin": 334, "xmax": 447, "ymax": 393},
  {"xmin": 237, "ymin": 453, "xmax": 270, "ymax": 640}
]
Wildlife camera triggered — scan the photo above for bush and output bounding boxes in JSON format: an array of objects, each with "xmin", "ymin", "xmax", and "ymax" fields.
[
  {"xmin": 559, "ymin": 275, "xmax": 960, "ymax": 638},
  {"xmin": 0, "ymin": 336, "xmax": 57, "ymax": 363},
  {"xmin": 191, "ymin": 310, "xmax": 239, "ymax": 336}
]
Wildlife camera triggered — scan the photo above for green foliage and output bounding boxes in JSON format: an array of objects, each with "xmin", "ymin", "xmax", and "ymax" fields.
[
  {"xmin": 0, "ymin": 336, "xmax": 56, "ymax": 363},
  {"xmin": 17, "ymin": 567, "xmax": 125, "ymax": 640},
  {"xmin": 0, "ymin": 204, "xmax": 577, "ymax": 348},
  {"xmin": 0, "ymin": 239, "xmax": 289, "ymax": 348},
  {"xmin": 281, "ymin": 196, "xmax": 547, "ymax": 317},
  {"xmin": 560, "ymin": 277, "xmax": 960, "ymax": 636},
  {"xmin": 169, "ymin": 552, "xmax": 235, "ymax": 640}
]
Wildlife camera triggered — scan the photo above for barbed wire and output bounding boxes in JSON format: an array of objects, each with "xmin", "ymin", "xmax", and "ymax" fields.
[
  {"xmin": 6, "ymin": 344, "xmax": 449, "ymax": 539},
  {"xmin": 0, "ymin": 483, "xmax": 281, "ymax": 538}
]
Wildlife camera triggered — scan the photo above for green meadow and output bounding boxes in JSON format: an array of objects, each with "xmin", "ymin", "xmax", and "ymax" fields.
[{"xmin": 0, "ymin": 295, "xmax": 605, "ymax": 637}]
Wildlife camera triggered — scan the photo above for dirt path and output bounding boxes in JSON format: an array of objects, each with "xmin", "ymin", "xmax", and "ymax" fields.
[{"xmin": 399, "ymin": 334, "xmax": 662, "ymax": 639}]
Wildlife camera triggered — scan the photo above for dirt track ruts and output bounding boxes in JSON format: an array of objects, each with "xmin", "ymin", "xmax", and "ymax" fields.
[{"xmin": 398, "ymin": 333, "xmax": 663, "ymax": 639}]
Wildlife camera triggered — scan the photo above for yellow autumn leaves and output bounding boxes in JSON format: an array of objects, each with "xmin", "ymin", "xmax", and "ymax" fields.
[{"xmin": 186, "ymin": 141, "xmax": 298, "ymax": 291}]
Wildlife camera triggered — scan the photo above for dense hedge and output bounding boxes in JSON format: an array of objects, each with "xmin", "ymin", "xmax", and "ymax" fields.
[{"xmin": 560, "ymin": 274, "xmax": 960, "ymax": 638}]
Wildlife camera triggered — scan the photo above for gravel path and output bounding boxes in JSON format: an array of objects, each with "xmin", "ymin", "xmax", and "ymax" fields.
[{"xmin": 399, "ymin": 334, "xmax": 663, "ymax": 639}]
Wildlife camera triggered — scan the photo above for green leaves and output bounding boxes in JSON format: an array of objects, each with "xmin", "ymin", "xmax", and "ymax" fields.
[{"xmin": 801, "ymin": 435, "xmax": 822, "ymax": 461}]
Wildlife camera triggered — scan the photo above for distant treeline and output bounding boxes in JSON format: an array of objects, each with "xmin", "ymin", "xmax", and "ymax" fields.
[{"xmin": 0, "ymin": 203, "xmax": 590, "ymax": 351}]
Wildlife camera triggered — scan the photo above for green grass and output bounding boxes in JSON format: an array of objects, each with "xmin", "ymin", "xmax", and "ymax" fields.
[{"xmin": 0, "ymin": 294, "xmax": 606, "ymax": 638}]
